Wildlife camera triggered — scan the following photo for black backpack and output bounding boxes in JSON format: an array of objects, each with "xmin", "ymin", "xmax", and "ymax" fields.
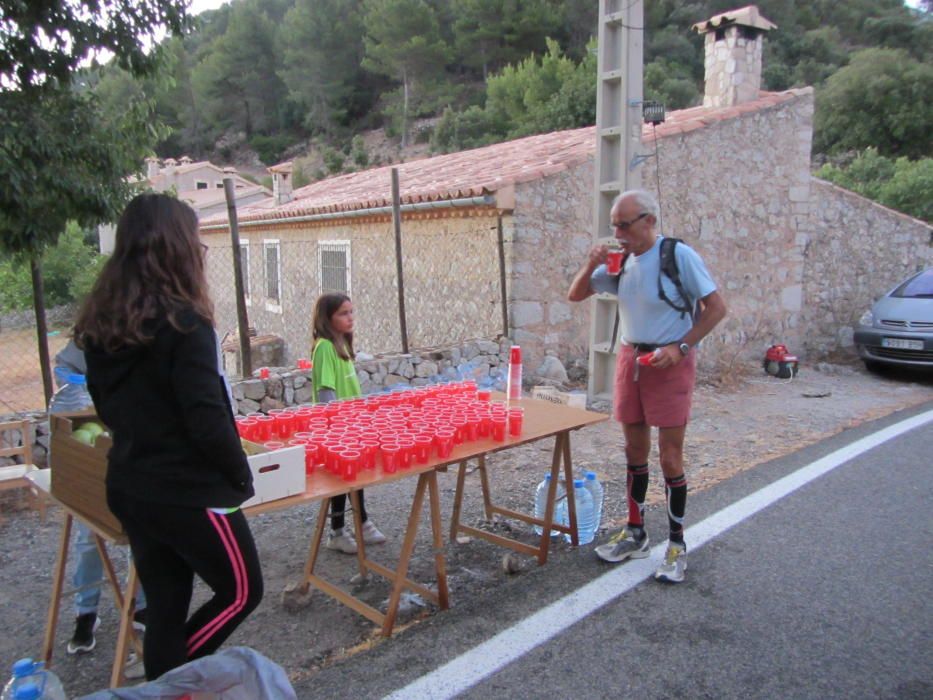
[{"xmin": 618, "ymin": 237, "xmax": 694, "ymax": 318}]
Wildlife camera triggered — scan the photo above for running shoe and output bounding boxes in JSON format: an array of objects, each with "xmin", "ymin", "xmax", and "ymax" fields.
[
  {"xmin": 655, "ymin": 542, "xmax": 687, "ymax": 583},
  {"xmin": 595, "ymin": 527, "xmax": 650, "ymax": 563}
]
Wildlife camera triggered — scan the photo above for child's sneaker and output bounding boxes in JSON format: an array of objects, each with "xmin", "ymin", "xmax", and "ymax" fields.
[
  {"xmin": 361, "ymin": 520, "xmax": 387, "ymax": 545},
  {"xmin": 325, "ymin": 527, "xmax": 358, "ymax": 554},
  {"xmin": 595, "ymin": 527, "xmax": 649, "ymax": 563},
  {"xmin": 67, "ymin": 613, "xmax": 100, "ymax": 654},
  {"xmin": 655, "ymin": 542, "xmax": 687, "ymax": 583}
]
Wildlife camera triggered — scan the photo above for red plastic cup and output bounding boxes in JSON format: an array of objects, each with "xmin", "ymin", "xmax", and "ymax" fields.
[
  {"xmin": 507, "ymin": 408, "xmax": 524, "ymax": 437},
  {"xmin": 491, "ymin": 417, "xmax": 507, "ymax": 442},
  {"xmin": 236, "ymin": 417, "xmax": 256, "ymax": 440},
  {"xmin": 435, "ymin": 431, "xmax": 455, "ymax": 459},
  {"xmin": 413, "ymin": 435, "xmax": 433, "ymax": 464},
  {"xmin": 339, "ymin": 450, "xmax": 361, "ymax": 482},
  {"xmin": 259, "ymin": 367, "xmax": 270, "ymax": 379},
  {"xmin": 263, "ymin": 440, "xmax": 285, "ymax": 451},
  {"xmin": 255, "ymin": 415, "xmax": 275, "ymax": 442},
  {"xmin": 273, "ymin": 413, "xmax": 293, "ymax": 439},
  {"xmin": 637, "ymin": 351, "xmax": 656, "ymax": 366},
  {"xmin": 360, "ymin": 440, "xmax": 379, "ymax": 470},
  {"xmin": 606, "ymin": 250, "xmax": 624, "ymax": 275},
  {"xmin": 304, "ymin": 443, "xmax": 320, "ymax": 474},
  {"xmin": 464, "ymin": 416, "xmax": 481, "ymax": 442},
  {"xmin": 380, "ymin": 444, "xmax": 400, "ymax": 474},
  {"xmin": 397, "ymin": 439, "xmax": 415, "ymax": 469},
  {"xmin": 477, "ymin": 389, "xmax": 492, "ymax": 402}
]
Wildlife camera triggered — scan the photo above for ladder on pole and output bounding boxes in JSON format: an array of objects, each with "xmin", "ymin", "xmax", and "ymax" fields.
[{"xmin": 587, "ymin": 0, "xmax": 644, "ymax": 402}]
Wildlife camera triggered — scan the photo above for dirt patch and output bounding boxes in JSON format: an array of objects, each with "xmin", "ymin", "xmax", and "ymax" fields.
[{"xmin": 0, "ymin": 362, "xmax": 929, "ymax": 695}]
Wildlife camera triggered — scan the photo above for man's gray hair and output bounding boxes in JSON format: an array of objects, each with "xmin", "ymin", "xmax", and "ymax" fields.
[{"xmin": 612, "ymin": 189, "xmax": 660, "ymax": 219}]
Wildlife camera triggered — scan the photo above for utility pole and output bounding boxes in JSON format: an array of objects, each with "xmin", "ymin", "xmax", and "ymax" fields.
[{"xmin": 587, "ymin": 0, "xmax": 644, "ymax": 401}]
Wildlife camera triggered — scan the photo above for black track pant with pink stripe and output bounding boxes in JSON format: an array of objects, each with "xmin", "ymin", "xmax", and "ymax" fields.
[{"xmin": 108, "ymin": 491, "xmax": 264, "ymax": 681}]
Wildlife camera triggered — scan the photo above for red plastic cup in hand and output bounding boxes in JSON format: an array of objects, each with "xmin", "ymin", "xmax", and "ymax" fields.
[
  {"xmin": 637, "ymin": 350, "xmax": 659, "ymax": 367},
  {"xmin": 606, "ymin": 250, "xmax": 624, "ymax": 275}
]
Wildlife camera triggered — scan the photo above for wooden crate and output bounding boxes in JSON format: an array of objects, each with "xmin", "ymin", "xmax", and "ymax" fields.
[{"xmin": 49, "ymin": 412, "xmax": 123, "ymax": 535}]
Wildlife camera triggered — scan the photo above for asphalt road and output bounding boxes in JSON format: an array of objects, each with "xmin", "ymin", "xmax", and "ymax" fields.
[{"xmin": 292, "ymin": 401, "xmax": 933, "ymax": 700}]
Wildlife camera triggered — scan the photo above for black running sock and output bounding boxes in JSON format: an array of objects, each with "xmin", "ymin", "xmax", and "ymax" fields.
[
  {"xmin": 665, "ymin": 474, "xmax": 687, "ymax": 544},
  {"xmin": 627, "ymin": 464, "xmax": 649, "ymax": 531}
]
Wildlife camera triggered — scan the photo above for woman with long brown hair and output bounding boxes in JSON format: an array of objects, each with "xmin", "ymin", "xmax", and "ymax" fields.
[{"xmin": 74, "ymin": 193, "xmax": 263, "ymax": 680}]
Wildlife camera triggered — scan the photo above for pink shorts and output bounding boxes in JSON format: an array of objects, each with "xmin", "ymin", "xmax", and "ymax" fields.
[{"xmin": 613, "ymin": 346, "xmax": 696, "ymax": 427}]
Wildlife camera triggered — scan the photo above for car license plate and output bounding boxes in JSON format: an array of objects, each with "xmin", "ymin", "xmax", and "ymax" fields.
[{"xmin": 881, "ymin": 337, "xmax": 923, "ymax": 350}]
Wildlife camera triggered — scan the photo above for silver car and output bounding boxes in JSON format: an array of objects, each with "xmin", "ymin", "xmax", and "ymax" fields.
[{"xmin": 854, "ymin": 268, "xmax": 933, "ymax": 371}]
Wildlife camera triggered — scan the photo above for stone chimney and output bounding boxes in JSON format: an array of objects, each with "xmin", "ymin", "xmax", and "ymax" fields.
[
  {"xmin": 145, "ymin": 157, "xmax": 160, "ymax": 180},
  {"xmin": 693, "ymin": 6, "xmax": 776, "ymax": 108},
  {"xmin": 268, "ymin": 162, "xmax": 293, "ymax": 205}
]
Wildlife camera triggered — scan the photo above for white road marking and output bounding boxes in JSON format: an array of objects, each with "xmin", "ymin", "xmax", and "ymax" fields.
[{"xmin": 383, "ymin": 409, "xmax": 933, "ymax": 700}]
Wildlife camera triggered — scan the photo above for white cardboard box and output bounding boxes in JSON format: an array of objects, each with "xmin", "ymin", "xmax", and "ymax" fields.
[
  {"xmin": 530, "ymin": 386, "xmax": 588, "ymax": 410},
  {"xmin": 240, "ymin": 443, "xmax": 306, "ymax": 508}
]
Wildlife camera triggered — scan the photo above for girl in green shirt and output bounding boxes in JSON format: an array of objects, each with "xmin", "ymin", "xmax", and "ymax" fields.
[{"xmin": 311, "ymin": 293, "xmax": 387, "ymax": 553}]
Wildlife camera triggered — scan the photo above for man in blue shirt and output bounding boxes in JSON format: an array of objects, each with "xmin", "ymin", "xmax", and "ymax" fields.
[{"xmin": 568, "ymin": 189, "xmax": 727, "ymax": 582}]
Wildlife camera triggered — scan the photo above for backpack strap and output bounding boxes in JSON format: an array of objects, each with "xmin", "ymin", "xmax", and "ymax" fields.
[{"xmin": 657, "ymin": 237, "xmax": 694, "ymax": 319}]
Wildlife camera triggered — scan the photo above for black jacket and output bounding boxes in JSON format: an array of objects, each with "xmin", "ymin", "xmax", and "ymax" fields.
[{"xmin": 84, "ymin": 310, "xmax": 253, "ymax": 508}]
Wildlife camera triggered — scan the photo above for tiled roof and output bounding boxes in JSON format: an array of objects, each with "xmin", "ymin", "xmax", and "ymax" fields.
[{"xmin": 201, "ymin": 88, "xmax": 810, "ymax": 227}]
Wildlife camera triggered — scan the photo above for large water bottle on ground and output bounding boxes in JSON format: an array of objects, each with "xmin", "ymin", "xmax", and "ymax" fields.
[
  {"xmin": 564, "ymin": 479, "xmax": 597, "ymax": 545},
  {"xmin": 1, "ymin": 659, "xmax": 67, "ymax": 700},
  {"xmin": 584, "ymin": 471, "xmax": 604, "ymax": 535},
  {"xmin": 48, "ymin": 372, "xmax": 94, "ymax": 415},
  {"xmin": 533, "ymin": 474, "xmax": 565, "ymax": 537}
]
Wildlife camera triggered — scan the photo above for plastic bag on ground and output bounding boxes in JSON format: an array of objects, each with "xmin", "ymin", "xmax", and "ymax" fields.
[{"xmin": 77, "ymin": 647, "xmax": 296, "ymax": 700}]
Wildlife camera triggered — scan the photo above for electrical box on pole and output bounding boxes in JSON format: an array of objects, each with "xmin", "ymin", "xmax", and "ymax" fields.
[{"xmin": 587, "ymin": 0, "xmax": 644, "ymax": 402}]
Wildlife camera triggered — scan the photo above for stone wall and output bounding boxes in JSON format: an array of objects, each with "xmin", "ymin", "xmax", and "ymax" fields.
[
  {"xmin": 508, "ymin": 90, "xmax": 815, "ymax": 372},
  {"xmin": 205, "ymin": 212, "xmax": 504, "ymax": 374},
  {"xmin": 804, "ymin": 179, "xmax": 933, "ymax": 355}
]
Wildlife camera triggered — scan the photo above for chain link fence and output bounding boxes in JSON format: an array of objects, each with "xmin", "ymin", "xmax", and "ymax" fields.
[{"xmin": 0, "ymin": 306, "xmax": 73, "ymax": 414}]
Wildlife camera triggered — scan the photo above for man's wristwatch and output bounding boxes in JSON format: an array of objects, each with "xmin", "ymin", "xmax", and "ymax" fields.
[{"xmin": 678, "ymin": 342, "xmax": 691, "ymax": 356}]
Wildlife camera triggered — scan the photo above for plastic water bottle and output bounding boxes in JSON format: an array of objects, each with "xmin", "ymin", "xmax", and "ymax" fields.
[
  {"xmin": 564, "ymin": 479, "xmax": 597, "ymax": 545},
  {"xmin": 533, "ymin": 474, "xmax": 565, "ymax": 537},
  {"xmin": 48, "ymin": 372, "xmax": 94, "ymax": 415},
  {"xmin": 1, "ymin": 659, "xmax": 66, "ymax": 700},
  {"xmin": 584, "ymin": 471, "xmax": 604, "ymax": 534}
]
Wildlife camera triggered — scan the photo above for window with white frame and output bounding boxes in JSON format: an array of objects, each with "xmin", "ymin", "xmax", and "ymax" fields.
[
  {"xmin": 263, "ymin": 239, "xmax": 281, "ymax": 311},
  {"xmin": 239, "ymin": 242, "xmax": 251, "ymax": 304},
  {"xmin": 318, "ymin": 240, "xmax": 351, "ymax": 296}
]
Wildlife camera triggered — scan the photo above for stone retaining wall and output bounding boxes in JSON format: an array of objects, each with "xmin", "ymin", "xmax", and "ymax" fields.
[{"xmin": 230, "ymin": 338, "xmax": 511, "ymax": 414}]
